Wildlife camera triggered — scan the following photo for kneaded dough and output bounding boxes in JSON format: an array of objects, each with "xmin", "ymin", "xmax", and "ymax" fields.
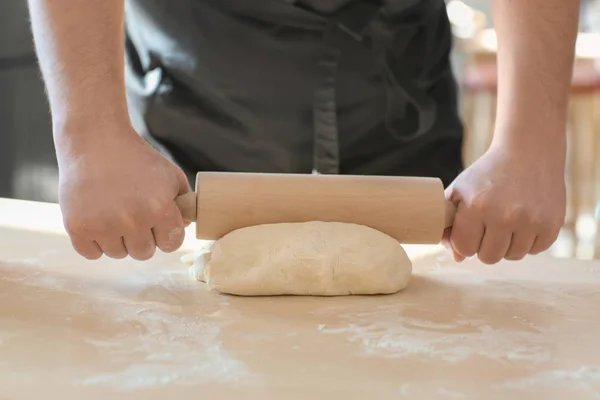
[{"xmin": 182, "ymin": 221, "xmax": 412, "ymax": 296}]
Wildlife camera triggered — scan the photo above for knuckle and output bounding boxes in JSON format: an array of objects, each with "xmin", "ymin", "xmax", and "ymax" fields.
[
  {"xmin": 64, "ymin": 216, "xmax": 93, "ymax": 236},
  {"xmin": 459, "ymin": 246, "xmax": 478, "ymax": 258},
  {"xmin": 463, "ymin": 190, "xmax": 487, "ymax": 210},
  {"xmin": 106, "ymin": 251, "xmax": 127, "ymax": 260},
  {"xmin": 147, "ymin": 198, "xmax": 174, "ymax": 219},
  {"xmin": 158, "ymin": 243, "xmax": 178, "ymax": 254},
  {"xmin": 541, "ymin": 232, "xmax": 560, "ymax": 249},
  {"xmin": 460, "ymin": 201, "xmax": 484, "ymax": 219},
  {"xmin": 505, "ymin": 252, "xmax": 526, "ymax": 261},
  {"xmin": 82, "ymin": 251, "xmax": 102, "ymax": 261},
  {"xmin": 128, "ymin": 202, "xmax": 172, "ymax": 230},
  {"xmin": 97, "ymin": 239, "xmax": 127, "ymax": 259},
  {"xmin": 530, "ymin": 239, "xmax": 550, "ymax": 255},
  {"xmin": 453, "ymin": 242, "xmax": 477, "ymax": 258},
  {"xmin": 72, "ymin": 244, "xmax": 102, "ymax": 260},
  {"xmin": 65, "ymin": 214, "xmax": 114, "ymax": 237},
  {"xmin": 451, "ymin": 231, "xmax": 479, "ymax": 257},
  {"xmin": 537, "ymin": 240, "xmax": 554, "ymax": 254},
  {"xmin": 478, "ymin": 252, "xmax": 501, "ymax": 265},
  {"xmin": 157, "ymin": 227, "xmax": 185, "ymax": 253},
  {"xmin": 527, "ymin": 214, "xmax": 548, "ymax": 230},
  {"xmin": 529, "ymin": 246, "xmax": 546, "ymax": 255},
  {"xmin": 527, "ymin": 208, "xmax": 563, "ymax": 231},
  {"xmin": 130, "ymin": 245, "xmax": 156, "ymax": 261},
  {"xmin": 503, "ymin": 205, "xmax": 528, "ymax": 225},
  {"xmin": 122, "ymin": 210, "xmax": 147, "ymax": 230}
]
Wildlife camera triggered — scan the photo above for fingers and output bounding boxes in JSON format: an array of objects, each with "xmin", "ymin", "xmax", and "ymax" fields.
[
  {"xmin": 70, "ymin": 235, "xmax": 103, "ymax": 260},
  {"xmin": 477, "ymin": 228, "xmax": 512, "ymax": 265},
  {"xmin": 123, "ymin": 228, "xmax": 157, "ymax": 261},
  {"xmin": 96, "ymin": 236, "xmax": 128, "ymax": 259},
  {"xmin": 442, "ymin": 227, "xmax": 466, "ymax": 262},
  {"xmin": 530, "ymin": 227, "xmax": 561, "ymax": 255},
  {"xmin": 447, "ymin": 214, "xmax": 559, "ymax": 263},
  {"xmin": 176, "ymin": 169, "xmax": 192, "ymax": 196},
  {"xmin": 450, "ymin": 203, "xmax": 484, "ymax": 259},
  {"xmin": 442, "ymin": 154, "xmax": 566, "ymax": 265},
  {"xmin": 65, "ymin": 197, "xmax": 187, "ymax": 261},
  {"xmin": 175, "ymin": 169, "xmax": 192, "ymax": 227},
  {"xmin": 445, "ymin": 199, "xmax": 548, "ymax": 264},
  {"xmin": 152, "ymin": 204, "xmax": 186, "ymax": 253},
  {"xmin": 505, "ymin": 232, "xmax": 537, "ymax": 260}
]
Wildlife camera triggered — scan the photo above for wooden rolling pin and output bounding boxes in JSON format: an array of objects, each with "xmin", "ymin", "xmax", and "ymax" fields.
[{"xmin": 175, "ymin": 172, "xmax": 456, "ymax": 244}]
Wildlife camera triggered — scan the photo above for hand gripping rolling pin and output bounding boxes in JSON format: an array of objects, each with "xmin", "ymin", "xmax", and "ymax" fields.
[{"xmin": 175, "ymin": 172, "xmax": 456, "ymax": 244}]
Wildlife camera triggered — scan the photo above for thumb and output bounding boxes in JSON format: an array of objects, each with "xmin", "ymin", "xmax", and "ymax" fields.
[
  {"xmin": 442, "ymin": 227, "xmax": 452, "ymax": 248},
  {"xmin": 442, "ymin": 182, "xmax": 465, "ymax": 263},
  {"xmin": 172, "ymin": 167, "xmax": 192, "ymax": 227},
  {"xmin": 444, "ymin": 179, "xmax": 456, "ymax": 202},
  {"xmin": 442, "ymin": 227, "xmax": 466, "ymax": 263},
  {"xmin": 175, "ymin": 167, "xmax": 192, "ymax": 196}
]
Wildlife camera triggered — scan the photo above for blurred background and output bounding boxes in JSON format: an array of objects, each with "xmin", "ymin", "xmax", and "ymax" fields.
[{"xmin": 1, "ymin": 0, "xmax": 600, "ymax": 258}]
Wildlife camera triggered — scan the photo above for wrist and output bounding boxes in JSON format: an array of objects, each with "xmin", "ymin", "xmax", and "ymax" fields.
[
  {"xmin": 52, "ymin": 97, "xmax": 131, "ymax": 130},
  {"xmin": 490, "ymin": 126, "xmax": 567, "ymax": 169},
  {"xmin": 53, "ymin": 114, "xmax": 141, "ymax": 166},
  {"xmin": 50, "ymin": 79, "xmax": 131, "ymax": 130},
  {"xmin": 492, "ymin": 131, "xmax": 567, "ymax": 155},
  {"xmin": 492, "ymin": 115, "xmax": 567, "ymax": 152}
]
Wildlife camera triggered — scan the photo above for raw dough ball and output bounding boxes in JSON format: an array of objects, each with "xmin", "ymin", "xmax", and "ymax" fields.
[{"xmin": 184, "ymin": 221, "xmax": 412, "ymax": 296}]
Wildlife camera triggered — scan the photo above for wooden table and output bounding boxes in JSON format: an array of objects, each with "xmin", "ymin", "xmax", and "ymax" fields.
[{"xmin": 2, "ymin": 199, "xmax": 600, "ymax": 399}]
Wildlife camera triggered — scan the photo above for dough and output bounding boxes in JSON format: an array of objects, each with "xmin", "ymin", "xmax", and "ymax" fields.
[{"xmin": 182, "ymin": 221, "xmax": 412, "ymax": 296}]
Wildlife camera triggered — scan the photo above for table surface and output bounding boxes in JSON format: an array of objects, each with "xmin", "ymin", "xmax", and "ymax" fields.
[{"xmin": 2, "ymin": 198, "xmax": 600, "ymax": 399}]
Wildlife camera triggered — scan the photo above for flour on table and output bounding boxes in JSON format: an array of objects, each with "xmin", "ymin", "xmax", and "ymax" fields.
[{"xmin": 181, "ymin": 221, "xmax": 412, "ymax": 296}]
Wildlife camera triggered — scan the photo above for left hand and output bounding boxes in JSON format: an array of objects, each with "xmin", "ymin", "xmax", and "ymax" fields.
[{"xmin": 443, "ymin": 139, "xmax": 566, "ymax": 264}]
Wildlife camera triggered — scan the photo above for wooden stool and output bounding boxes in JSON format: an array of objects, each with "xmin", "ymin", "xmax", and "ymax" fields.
[{"xmin": 460, "ymin": 62, "xmax": 600, "ymax": 257}]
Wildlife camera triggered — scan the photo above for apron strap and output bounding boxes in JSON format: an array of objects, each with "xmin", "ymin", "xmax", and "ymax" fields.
[
  {"xmin": 312, "ymin": 21, "xmax": 342, "ymax": 175},
  {"xmin": 370, "ymin": 14, "xmax": 438, "ymax": 142},
  {"xmin": 311, "ymin": 0, "xmax": 440, "ymax": 173},
  {"xmin": 382, "ymin": 53, "xmax": 437, "ymax": 142},
  {"xmin": 312, "ymin": 2, "xmax": 382, "ymax": 174}
]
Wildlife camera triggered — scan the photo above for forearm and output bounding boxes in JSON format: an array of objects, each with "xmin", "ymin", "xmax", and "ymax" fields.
[
  {"xmin": 491, "ymin": 0, "xmax": 579, "ymax": 150},
  {"xmin": 27, "ymin": 0, "xmax": 130, "ymax": 141}
]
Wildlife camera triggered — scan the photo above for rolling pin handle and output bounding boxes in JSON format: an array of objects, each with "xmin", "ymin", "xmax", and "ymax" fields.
[
  {"xmin": 444, "ymin": 199, "xmax": 457, "ymax": 229},
  {"xmin": 175, "ymin": 192, "xmax": 198, "ymax": 223}
]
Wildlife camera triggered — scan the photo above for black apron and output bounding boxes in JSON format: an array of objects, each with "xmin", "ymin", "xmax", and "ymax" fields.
[{"xmin": 124, "ymin": 0, "xmax": 463, "ymax": 187}]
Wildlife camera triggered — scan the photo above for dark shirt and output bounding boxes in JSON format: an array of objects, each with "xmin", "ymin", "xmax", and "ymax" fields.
[{"xmin": 124, "ymin": 0, "xmax": 463, "ymax": 186}]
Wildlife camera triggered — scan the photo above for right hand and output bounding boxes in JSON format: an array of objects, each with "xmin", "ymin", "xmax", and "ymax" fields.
[{"xmin": 57, "ymin": 124, "xmax": 191, "ymax": 261}]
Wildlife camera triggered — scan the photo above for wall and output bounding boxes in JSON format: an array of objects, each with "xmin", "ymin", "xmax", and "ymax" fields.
[
  {"xmin": 0, "ymin": 0, "xmax": 57, "ymax": 201},
  {"xmin": 462, "ymin": 0, "xmax": 491, "ymax": 20}
]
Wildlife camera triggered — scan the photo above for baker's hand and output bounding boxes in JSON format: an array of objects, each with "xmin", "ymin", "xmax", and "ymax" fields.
[
  {"xmin": 443, "ymin": 140, "xmax": 566, "ymax": 264},
  {"xmin": 57, "ymin": 123, "xmax": 190, "ymax": 261}
]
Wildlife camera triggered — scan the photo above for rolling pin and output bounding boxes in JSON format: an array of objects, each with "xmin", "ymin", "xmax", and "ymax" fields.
[{"xmin": 175, "ymin": 172, "xmax": 456, "ymax": 244}]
